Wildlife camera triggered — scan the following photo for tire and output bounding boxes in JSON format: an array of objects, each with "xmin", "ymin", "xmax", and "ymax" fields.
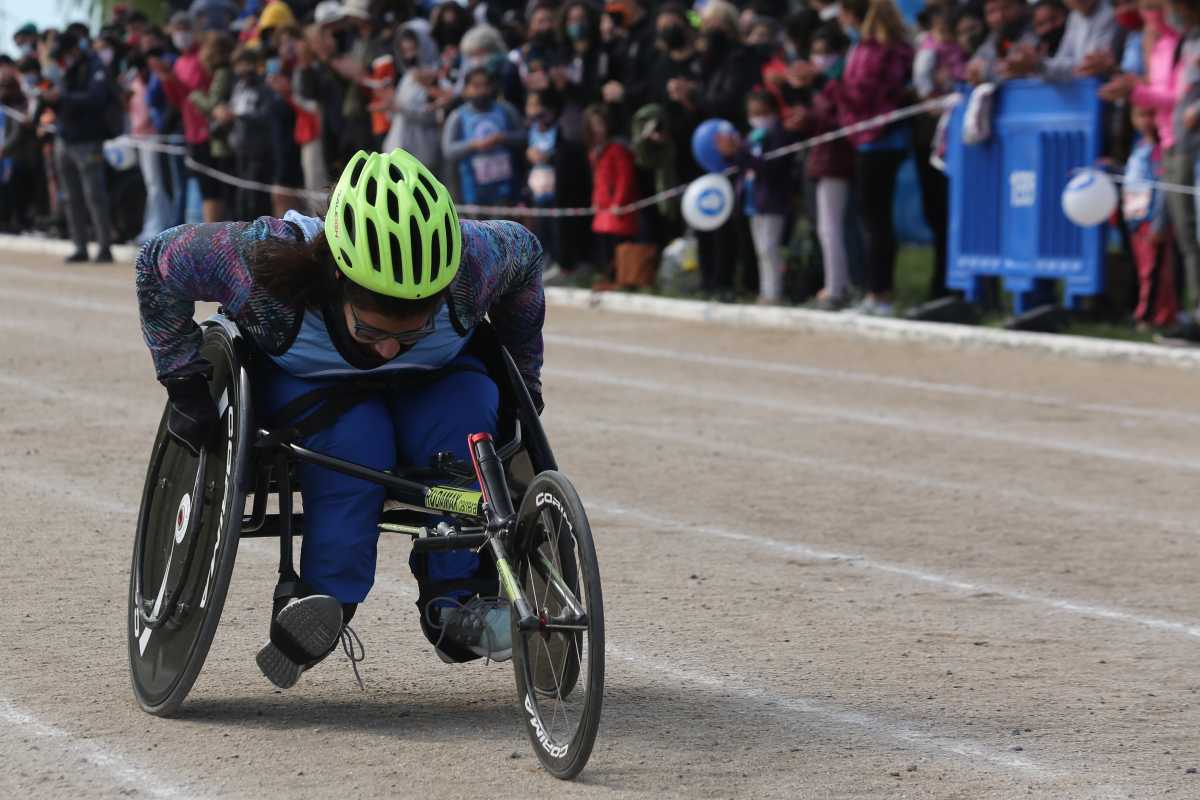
[
  {"xmin": 510, "ymin": 471, "xmax": 604, "ymax": 779},
  {"xmin": 127, "ymin": 324, "xmax": 251, "ymax": 716}
]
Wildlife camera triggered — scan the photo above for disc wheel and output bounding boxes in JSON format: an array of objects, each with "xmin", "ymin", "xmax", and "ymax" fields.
[
  {"xmin": 127, "ymin": 325, "xmax": 250, "ymax": 716},
  {"xmin": 510, "ymin": 471, "xmax": 604, "ymax": 779}
]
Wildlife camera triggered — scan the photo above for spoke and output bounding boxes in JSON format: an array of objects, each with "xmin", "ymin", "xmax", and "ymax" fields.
[{"xmin": 538, "ymin": 634, "xmax": 566, "ymax": 735}]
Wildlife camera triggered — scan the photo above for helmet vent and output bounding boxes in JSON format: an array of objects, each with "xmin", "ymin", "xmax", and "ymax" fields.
[
  {"xmin": 365, "ymin": 218, "xmax": 381, "ymax": 273},
  {"xmin": 388, "ymin": 232, "xmax": 402, "ymax": 279},
  {"xmin": 431, "ymin": 229, "xmax": 441, "ymax": 276},
  {"xmin": 389, "ymin": 164, "xmax": 403, "ymax": 183},
  {"xmin": 349, "ymin": 157, "xmax": 367, "ymax": 187},
  {"xmin": 387, "ymin": 190, "xmax": 400, "ymax": 222},
  {"xmin": 365, "ymin": 176, "xmax": 378, "ymax": 204},
  {"xmin": 442, "ymin": 214, "xmax": 455, "ymax": 271},
  {"xmin": 343, "ymin": 204, "xmax": 356, "ymax": 246},
  {"xmin": 410, "ymin": 218, "xmax": 424, "ymax": 284},
  {"xmin": 417, "ymin": 172, "xmax": 438, "ymax": 203},
  {"xmin": 413, "ymin": 187, "xmax": 431, "ymax": 221}
]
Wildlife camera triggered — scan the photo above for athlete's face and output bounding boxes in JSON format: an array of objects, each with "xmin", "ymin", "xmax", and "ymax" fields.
[{"xmin": 343, "ymin": 304, "xmax": 436, "ymax": 360}]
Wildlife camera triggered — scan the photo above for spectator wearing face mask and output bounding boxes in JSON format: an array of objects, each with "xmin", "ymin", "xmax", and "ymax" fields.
[
  {"xmin": 1030, "ymin": 0, "xmax": 1070, "ymax": 56},
  {"xmin": 226, "ymin": 46, "xmax": 275, "ymax": 220},
  {"xmin": 442, "ymin": 65, "xmax": 527, "ymax": 207},
  {"xmin": 647, "ymin": 4, "xmax": 704, "ymax": 190},
  {"xmin": 12, "ymin": 23, "xmax": 40, "ymax": 61},
  {"xmin": 717, "ymin": 89, "xmax": 796, "ymax": 304},
  {"xmin": 695, "ymin": 0, "xmax": 768, "ymax": 127},
  {"xmin": 557, "ymin": 0, "xmax": 610, "ymax": 143},
  {"xmin": 602, "ymin": 0, "xmax": 658, "ymax": 115},
  {"xmin": 458, "ymin": 24, "xmax": 525, "ymax": 111},
  {"xmin": 825, "ymin": 0, "xmax": 913, "ymax": 316},
  {"xmin": 41, "ymin": 32, "xmax": 118, "ymax": 262},
  {"xmin": 0, "ymin": 72, "xmax": 38, "ymax": 233}
]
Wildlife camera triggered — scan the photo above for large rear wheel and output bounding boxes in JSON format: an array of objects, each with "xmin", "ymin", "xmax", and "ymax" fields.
[
  {"xmin": 510, "ymin": 471, "xmax": 604, "ymax": 779},
  {"xmin": 127, "ymin": 324, "xmax": 250, "ymax": 716}
]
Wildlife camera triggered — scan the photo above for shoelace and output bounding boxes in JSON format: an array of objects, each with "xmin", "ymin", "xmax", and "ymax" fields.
[
  {"xmin": 425, "ymin": 596, "xmax": 506, "ymax": 665},
  {"xmin": 340, "ymin": 625, "xmax": 366, "ymax": 690}
]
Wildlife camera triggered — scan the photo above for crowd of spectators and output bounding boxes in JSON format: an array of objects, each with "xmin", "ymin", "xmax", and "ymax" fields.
[{"xmin": 1, "ymin": 0, "xmax": 1200, "ymax": 330}]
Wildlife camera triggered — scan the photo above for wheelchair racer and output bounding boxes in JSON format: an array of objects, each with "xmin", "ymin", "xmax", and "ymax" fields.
[{"xmin": 135, "ymin": 149, "xmax": 544, "ymax": 689}]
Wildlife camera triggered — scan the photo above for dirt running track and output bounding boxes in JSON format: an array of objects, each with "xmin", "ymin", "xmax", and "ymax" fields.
[{"xmin": 1, "ymin": 249, "xmax": 1198, "ymax": 799}]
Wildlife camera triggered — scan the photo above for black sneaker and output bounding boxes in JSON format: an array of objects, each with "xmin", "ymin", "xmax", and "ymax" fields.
[
  {"xmin": 256, "ymin": 595, "xmax": 344, "ymax": 689},
  {"xmin": 64, "ymin": 250, "xmax": 88, "ymax": 264},
  {"xmin": 93, "ymin": 249, "xmax": 114, "ymax": 264}
]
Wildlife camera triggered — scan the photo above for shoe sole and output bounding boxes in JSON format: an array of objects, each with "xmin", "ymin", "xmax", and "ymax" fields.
[{"xmin": 256, "ymin": 596, "xmax": 343, "ymax": 689}]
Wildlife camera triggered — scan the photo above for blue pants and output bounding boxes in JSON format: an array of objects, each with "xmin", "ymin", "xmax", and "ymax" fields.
[{"xmin": 258, "ymin": 354, "xmax": 499, "ymax": 603}]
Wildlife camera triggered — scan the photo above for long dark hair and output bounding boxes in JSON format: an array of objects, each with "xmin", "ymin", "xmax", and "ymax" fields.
[{"xmin": 249, "ymin": 232, "xmax": 445, "ymax": 318}]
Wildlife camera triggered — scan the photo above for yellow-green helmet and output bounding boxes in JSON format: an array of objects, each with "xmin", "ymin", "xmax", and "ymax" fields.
[{"xmin": 325, "ymin": 149, "xmax": 462, "ymax": 300}]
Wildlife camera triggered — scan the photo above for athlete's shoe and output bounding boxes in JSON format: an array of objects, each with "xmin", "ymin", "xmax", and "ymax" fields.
[
  {"xmin": 256, "ymin": 594, "xmax": 344, "ymax": 689},
  {"xmin": 438, "ymin": 598, "xmax": 512, "ymax": 662}
]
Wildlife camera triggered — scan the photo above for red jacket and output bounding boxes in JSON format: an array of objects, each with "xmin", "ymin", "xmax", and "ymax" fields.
[{"xmin": 590, "ymin": 141, "xmax": 639, "ymax": 237}]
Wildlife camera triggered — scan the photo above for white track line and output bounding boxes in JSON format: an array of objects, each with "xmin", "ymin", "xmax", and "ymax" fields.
[
  {"xmin": 569, "ymin": 416, "xmax": 1197, "ymax": 535},
  {"xmin": 546, "ymin": 333, "xmax": 1200, "ymax": 427},
  {"xmin": 4, "ymin": 263, "xmax": 1196, "ymax": 427},
  {"xmin": 550, "ymin": 367, "xmax": 1200, "ymax": 472},
  {"xmin": 10, "ymin": 478, "xmax": 1058, "ymax": 779},
  {"xmin": 5, "ymin": 352, "xmax": 1200, "ymax": 641},
  {"xmin": 590, "ymin": 500, "xmax": 1200, "ymax": 639},
  {"xmin": 6, "ymin": 287, "xmax": 1197, "ymax": 474},
  {"xmin": 0, "ymin": 698, "xmax": 197, "ymax": 800}
]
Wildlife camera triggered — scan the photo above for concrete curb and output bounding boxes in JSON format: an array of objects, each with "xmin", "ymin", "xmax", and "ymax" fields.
[
  {"xmin": 0, "ymin": 234, "xmax": 140, "ymax": 263},
  {"xmin": 544, "ymin": 288, "xmax": 1200, "ymax": 370},
  {"xmin": 4, "ymin": 233, "xmax": 1196, "ymax": 370}
]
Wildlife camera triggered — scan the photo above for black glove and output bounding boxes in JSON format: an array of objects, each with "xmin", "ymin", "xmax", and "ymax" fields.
[{"xmin": 163, "ymin": 373, "xmax": 218, "ymax": 457}]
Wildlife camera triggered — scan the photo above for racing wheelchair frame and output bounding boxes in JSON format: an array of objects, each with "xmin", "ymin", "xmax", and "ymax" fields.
[{"xmin": 127, "ymin": 317, "xmax": 604, "ymax": 779}]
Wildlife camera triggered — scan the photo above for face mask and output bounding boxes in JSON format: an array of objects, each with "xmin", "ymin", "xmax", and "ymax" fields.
[
  {"xmin": 659, "ymin": 25, "xmax": 686, "ymax": 50},
  {"xmin": 702, "ymin": 29, "xmax": 731, "ymax": 55},
  {"xmin": 1115, "ymin": 8, "xmax": 1143, "ymax": 29},
  {"xmin": 172, "ymin": 31, "xmax": 194, "ymax": 51},
  {"xmin": 97, "ymin": 48, "xmax": 115, "ymax": 66},
  {"xmin": 566, "ymin": 22, "xmax": 588, "ymax": 42},
  {"xmin": 749, "ymin": 114, "xmax": 776, "ymax": 131},
  {"xmin": 532, "ymin": 30, "xmax": 555, "ymax": 47},
  {"xmin": 19, "ymin": 42, "xmax": 35, "ymax": 57},
  {"xmin": 1039, "ymin": 26, "xmax": 1065, "ymax": 53},
  {"xmin": 843, "ymin": 25, "xmax": 860, "ymax": 44},
  {"xmin": 78, "ymin": 37, "xmax": 90, "ymax": 51},
  {"xmin": 20, "ymin": 75, "xmax": 38, "ymax": 93},
  {"xmin": 468, "ymin": 93, "xmax": 493, "ymax": 110}
]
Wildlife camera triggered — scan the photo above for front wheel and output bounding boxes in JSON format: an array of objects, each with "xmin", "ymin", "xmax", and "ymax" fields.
[{"xmin": 510, "ymin": 471, "xmax": 604, "ymax": 779}]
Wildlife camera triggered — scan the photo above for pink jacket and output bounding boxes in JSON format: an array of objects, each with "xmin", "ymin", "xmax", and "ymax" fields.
[
  {"xmin": 1130, "ymin": 14, "xmax": 1180, "ymax": 149},
  {"xmin": 161, "ymin": 49, "xmax": 211, "ymax": 145}
]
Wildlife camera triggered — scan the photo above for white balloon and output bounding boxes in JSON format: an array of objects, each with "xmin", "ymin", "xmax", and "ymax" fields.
[
  {"xmin": 682, "ymin": 174, "xmax": 734, "ymax": 232},
  {"xmin": 1061, "ymin": 168, "xmax": 1117, "ymax": 227},
  {"xmin": 103, "ymin": 139, "xmax": 138, "ymax": 171}
]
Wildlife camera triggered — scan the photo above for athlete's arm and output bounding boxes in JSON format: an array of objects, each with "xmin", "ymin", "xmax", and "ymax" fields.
[
  {"xmin": 135, "ymin": 218, "xmax": 299, "ymax": 382},
  {"xmin": 456, "ymin": 220, "xmax": 545, "ymax": 403}
]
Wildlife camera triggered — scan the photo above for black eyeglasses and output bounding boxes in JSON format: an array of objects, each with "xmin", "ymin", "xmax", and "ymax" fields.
[{"xmin": 348, "ymin": 304, "xmax": 437, "ymax": 345}]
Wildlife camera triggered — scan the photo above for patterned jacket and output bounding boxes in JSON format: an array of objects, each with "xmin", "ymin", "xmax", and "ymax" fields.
[{"xmin": 135, "ymin": 216, "xmax": 545, "ymax": 394}]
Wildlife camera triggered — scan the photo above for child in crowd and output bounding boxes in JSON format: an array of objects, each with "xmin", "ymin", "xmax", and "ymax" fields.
[
  {"xmin": 441, "ymin": 66, "xmax": 526, "ymax": 207},
  {"xmin": 803, "ymin": 23, "xmax": 856, "ymax": 309},
  {"xmin": 585, "ymin": 102, "xmax": 639, "ymax": 279},
  {"xmin": 914, "ymin": 2, "xmax": 966, "ymax": 100},
  {"xmin": 1123, "ymin": 103, "xmax": 1178, "ymax": 327},
  {"xmin": 227, "ymin": 46, "xmax": 275, "ymax": 220},
  {"xmin": 719, "ymin": 90, "xmax": 794, "ymax": 304}
]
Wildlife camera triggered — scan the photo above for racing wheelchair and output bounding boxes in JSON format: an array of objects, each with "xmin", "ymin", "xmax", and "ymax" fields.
[{"xmin": 127, "ymin": 316, "xmax": 604, "ymax": 779}]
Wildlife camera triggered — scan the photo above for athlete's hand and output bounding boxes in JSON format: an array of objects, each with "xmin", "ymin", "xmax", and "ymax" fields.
[{"xmin": 164, "ymin": 373, "xmax": 219, "ymax": 457}]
